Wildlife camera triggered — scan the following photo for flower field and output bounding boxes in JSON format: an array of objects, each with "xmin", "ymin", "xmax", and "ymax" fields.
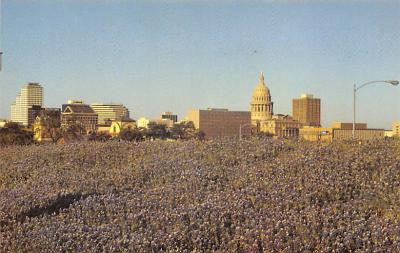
[{"xmin": 1, "ymin": 138, "xmax": 400, "ymax": 252}]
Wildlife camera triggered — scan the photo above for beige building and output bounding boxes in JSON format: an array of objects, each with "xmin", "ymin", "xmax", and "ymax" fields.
[
  {"xmin": 0, "ymin": 119, "xmax": 9, "ymax": 128},
  {"xmin": 331, "ymin": 122, "xmax": 367, "ymax": 130},
  {"xmin": 333, "ymin": 129, "xmax": 384, "ymax": 140},
  {"xmin": 137, "ymin": 117, "xmax": 151, "ymax": 128},
  {"xmin": 393, "ymin": 122, "xmax": 400, "ymax": 137},
  {"xmin": 385, "ymin": 130, "xmax": 393, "ymax": 138},
  {"xmin": 299, "ymin": 126, "xmax": 333, "ymax": 142},
  {"xmin": 186, "ymin": 108, "xmax": 251, "ymax": 139},
  {"xmin": 90, "ymin": 103, "xmax": 130, "ymax": 124},
  {"xmin": 61, "ymin": 101, "xmax": 98, "ymax": 134},
  {"xmin": 138, "ymin": 117, "xmax": 174, "ymax": 129},
  {"xmin": 108, "ymin": 119, "xmax": 136, "ymax": 137},
  {"xmin": 300, "ymin": 122, "xmax": 384, "ymax": 142},
  {"xmin": 293, "ymin": 94, "xmax": 321, "ymax": 127},
  {"xmin": 261, "ymin": 114, "xmax": 303, "ymax": 138},
  {"xmin": 11, "ymin": 83, "xmax": 43, "ymax": 127},
  {"xmin": 250, "ymin": 72, "xmax": 273, "ymax": 128}
]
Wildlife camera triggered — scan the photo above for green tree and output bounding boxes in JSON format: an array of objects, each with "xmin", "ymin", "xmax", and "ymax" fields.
[
  {"xmin": 119, "ymin": 128, "xmax": 143, "ymax": 142},
  {"xmin": 146, "ymin": 122, "xmax": 169, "ymax": 140},
  {"xmin": 0, "ymin": 123, "xmax": 33, "ymax": 146}
]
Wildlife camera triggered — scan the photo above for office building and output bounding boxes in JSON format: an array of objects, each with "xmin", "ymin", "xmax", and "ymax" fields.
[
  {"xmin": 186, "ymin": 108, "xmax": 251, "ymax": 139},
  {"xmin": 90, "ymin": 103, "xmax": 130, "ymax": 124},
  {"xmin": 161, "ymin": 112, "xmax": 178, "ymax": 123},
  {"xmin": 11, "ymin": 83, "xmax": 43, "ymax": 127},
  {"xmin": 292, "ymin": 94, "xmax": 321, "ymax": 127}
]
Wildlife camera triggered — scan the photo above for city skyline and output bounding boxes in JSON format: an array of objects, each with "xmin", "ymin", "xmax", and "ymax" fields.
[{"xmin": 0, "ymin": 1, "xmax": 399, "ymax": 128}]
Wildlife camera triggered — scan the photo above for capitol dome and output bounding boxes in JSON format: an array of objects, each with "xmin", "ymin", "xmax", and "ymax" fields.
[
  {"xmin": 250, "ymin": 72, "xmax": 274, "ymax": 125},
  {"xmin": 252, "ymin": 72, "xmax": 271, "ymax": 102}
]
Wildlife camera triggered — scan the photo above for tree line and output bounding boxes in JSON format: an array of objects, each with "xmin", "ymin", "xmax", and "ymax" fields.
[{"xmin": 0, "ymin": 121, "xmax": 205, "ymax": 146}]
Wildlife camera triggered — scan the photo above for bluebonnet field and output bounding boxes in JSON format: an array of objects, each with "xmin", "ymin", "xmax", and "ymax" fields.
[{"xmin": 1, "ymin": 138, "xmax": 400, "ymax": 252}]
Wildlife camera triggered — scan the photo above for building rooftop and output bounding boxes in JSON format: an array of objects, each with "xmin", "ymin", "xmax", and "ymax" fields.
[
  {"xmin": 300, "ymin": 94, "xmax": 314, "ymax": 99},
  {"xmin": 63, "ymin": 104, "xmax": 96, "ymax": 114}
]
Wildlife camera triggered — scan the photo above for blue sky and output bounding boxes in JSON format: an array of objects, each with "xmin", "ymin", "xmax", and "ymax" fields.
[{"xmin": 0, "ymin": 0, "xmax": 399, "ymax": 128}]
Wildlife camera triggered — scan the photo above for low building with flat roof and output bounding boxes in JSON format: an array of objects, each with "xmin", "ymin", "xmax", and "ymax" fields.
[
  {"xmin": 0, "ymin": 119, "xmax": 9, "ymax": 128},
  {"xmin": 137, "ymin": 117, "xmax": 174, "ymax": 129},
  {"xmin": 300, "ymin": 122, "xmax": 384, "ymax": 142},
  {"xmin": 259, "ymin": 114, "xmax": 303, "ymax": 138},
  {"xmin": 186, "ymin": 108, "xmax": 251, "ymax": 139},
  {"xmin": 331, "ymin": 122, "xmax": 367, "ymax": 130}
]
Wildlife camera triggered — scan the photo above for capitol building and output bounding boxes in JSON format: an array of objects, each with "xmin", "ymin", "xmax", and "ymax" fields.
[{"xmin": 250, "ymin": 72, "xmax": 302, "ymax": 138}]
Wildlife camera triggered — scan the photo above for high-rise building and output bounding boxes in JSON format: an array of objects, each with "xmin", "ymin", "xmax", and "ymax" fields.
[
  {"xmin": 161, "ymin": 112, "xmax": 178, "ymax": 123},
  {"xmin": 90, "ymin": 103, "xmax": 130, "ymax": 124},
  {"xmin": 292, "ymin": 94, "xmax": 321, "ymax": 127},
  {"xmin": 10, "ymin": 83, "xmax": 43, "ymax": 127},
  {"xmin": 250, "ymin": 72, "xmax": 274, "ymax": 129},
  {"xmin": 186, "ymin": 108, "xmax": 251, "ymax": 139}
]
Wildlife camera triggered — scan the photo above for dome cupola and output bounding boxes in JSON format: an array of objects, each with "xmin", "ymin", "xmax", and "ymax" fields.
[{"xmin": 250, "ymin": 72, "xmax": 274, "ymax": 125}]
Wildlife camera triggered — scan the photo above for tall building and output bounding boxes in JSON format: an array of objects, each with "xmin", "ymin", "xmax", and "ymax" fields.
[
  {"xmin": 161, "ymin": 112, "xmax": 178, "ymax": 123},
  {"xmin": 250, "ymin": 72, "xmax": 274, "ymax": 129},
  {"xmin": 292, "ymin": 94, "xmax": 321, "ymax": 127},
  {"xmin": 393, "ymin": 122, "xmax": 400, "ymax": 137},
  {"xmin": 90, "ymin": 103, "xmax": 130, "ymax": 124},
  {"xmin": 186, "ymin": 108, "xmax": 251, "ymax": 139},
  {"xmin": 11, "ymin": 83, "xmax": 43, "ymax": 126},
  {"xmin": 61, "ymin": 100, "xmax": 98, "ymax": 134}
]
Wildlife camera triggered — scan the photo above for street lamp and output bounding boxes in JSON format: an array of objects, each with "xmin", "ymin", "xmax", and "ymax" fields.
[
  {"xmin": 239, "ymin": 123, "xmax": 252, "ymax": 141},
  {"xmin": 353, "ymin": 80, "xmax": 399, "ymax": 139}
]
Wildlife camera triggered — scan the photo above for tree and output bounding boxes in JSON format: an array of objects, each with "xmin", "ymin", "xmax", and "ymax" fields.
[
  {"xmin": 119, "ymin": 128, "xmax": 143, "ymax": 142},
  {"xmin": 146, "ymin": 122, "xmax": 169, "ymax": 140},
  {"xmin": 0, "ymin": 123, "xmax": 33, "ymax": 146},
  {"xmin": 88, "ymin": 132, "xmax": 111, "ymax": 142},
  {"xmin": 60, "ymin": 123, "xmax": 86, "ymax": 142},
  {"xmin": 170, "ymin": 121, "xmax": 198, "ymax": 140}
]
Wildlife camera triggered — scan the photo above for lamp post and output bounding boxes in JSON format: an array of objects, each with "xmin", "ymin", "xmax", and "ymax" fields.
[
  {"xmin": 353, "ymin": 80, "xmax": 399, "ymax": 139},
  {"xmin": 239, "ymin": 123, "xmax": 252, "ymax": 141}
]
